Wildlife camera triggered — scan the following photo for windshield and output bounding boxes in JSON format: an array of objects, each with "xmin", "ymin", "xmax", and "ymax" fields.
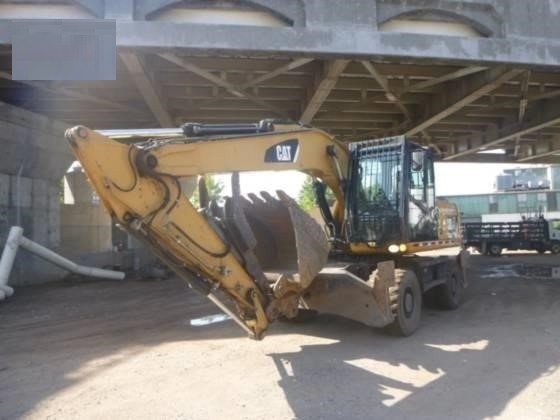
[
  {"xmin": 349, "ymin": 143, "xmax": 403, "ymax": 244},
  {"xmin": 356, "ymin": 154, "xmax": 400, "ymax": 213}
]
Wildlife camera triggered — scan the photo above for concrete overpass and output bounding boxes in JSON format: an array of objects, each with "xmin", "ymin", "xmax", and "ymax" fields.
[
  {"xmin": 1, "ymin": 0, "xmax": 560, "ymax": 164},
  {"xmin": 2, "ymin": 0, "xmax": 560, "ymax": 285}
]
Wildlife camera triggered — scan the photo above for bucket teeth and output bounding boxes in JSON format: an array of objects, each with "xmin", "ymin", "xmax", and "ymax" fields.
[{"xmin": 231, "ymin": 190, "xmax": 329, "ymax": 294}]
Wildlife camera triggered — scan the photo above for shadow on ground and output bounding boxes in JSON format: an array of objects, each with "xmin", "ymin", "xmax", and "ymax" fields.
[{"xmin": 1, "ymin": 254, "xmax": 559, "ymax": 419}]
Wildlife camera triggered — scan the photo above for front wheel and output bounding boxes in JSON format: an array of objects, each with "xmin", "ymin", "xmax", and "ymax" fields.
[
  {"xmin": 385, "ymin": 269, "xmax": 422, "ymax": 337},
  {"xmin": 551, "ymin": 243, "xmax": 560, "ymax": 255}
]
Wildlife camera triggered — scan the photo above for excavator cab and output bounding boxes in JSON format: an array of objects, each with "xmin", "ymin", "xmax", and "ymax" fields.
[{"xmin": 344, "ymin": 136, "xmax": 438, "ymax": 250}]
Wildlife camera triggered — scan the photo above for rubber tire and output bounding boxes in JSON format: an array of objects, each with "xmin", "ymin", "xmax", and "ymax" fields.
[
  {"xmin": 435, "ymin": 265, "xmax": 463, "ymax": 310},
  {"xmin": 385, "ymin": 269, "xmax": 422, "ymax": 337},
  {"xmin": 488, "ymin": 244, "xmax": 503, "ymax": 257},
  {"xmin": 551, "ymin": 243, "xmax": 560, "ymax": 255}
]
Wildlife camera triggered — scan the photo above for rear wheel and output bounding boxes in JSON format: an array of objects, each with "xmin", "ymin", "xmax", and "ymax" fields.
[
  {"xmin": 385, "ymin": 269, "xmax": 422, "ymax": 337},
  {"xmin": 435, "ymin": 265, "xmax": 463, "ymax": 310},
  {"xmin": 488, "ymin": 243, "xmax": 503, "ymax": 256}
]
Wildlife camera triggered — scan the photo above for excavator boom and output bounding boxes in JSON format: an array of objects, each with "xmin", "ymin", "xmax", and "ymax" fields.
[{"xmin": 65, "ymin": 123, "xmax": 347, "ymax": 338}]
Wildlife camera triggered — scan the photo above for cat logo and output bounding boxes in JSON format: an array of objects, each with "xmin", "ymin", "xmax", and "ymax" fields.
[
  {"xmin": 276, "ymin": 144, "xmax": 292, "ymax": 161},
  {"xmin": 264, "ymin": 139, "xmax": 299, "ymax": 163}
]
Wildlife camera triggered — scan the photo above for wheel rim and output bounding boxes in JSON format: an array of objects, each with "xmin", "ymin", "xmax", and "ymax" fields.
[{"xmin": 403, "ymin": 288, "xmax": 415, "ymax": 318}]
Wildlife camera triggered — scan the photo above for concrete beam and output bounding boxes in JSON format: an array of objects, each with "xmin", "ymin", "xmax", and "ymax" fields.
[
  {"xmin": 404, "ymin": 67, "xmax": 487, "ymax": 92},
  {"xmin": 405, "ymin": 67, "xmax": 524, "ymax": 136},
  {"xmin": 111, "ymin": 23, "xmax": 560, "ymax": 67},
  {"xmin": 444, "ymin": 98, "xmax": 560, "ymax": 161},
  {"xmin": 300, "ymin": 60, "xmax": 349, "ymax": 124},
  {"xmin": 517, "ymin": 135, "xmax": 560, "ymax": 162},
  {"xmin": 157, "ymin": 53, "xmax": 290, "ymax": 119},
  {"xmin": 240, "ymin": 58, "xmax": 314, "ymax": 90},
  {"xmin": 458, "ymin": 87, "xmax": 560, "ymax": 119},
  {"xmin": 0, "ymin": 71, "xmax": 140, "ymax": 115},
  {"xmin": 442, "ymin": 154, "xmax": 517, "ymax": 163},
  {"xmin": 518, "ymin": 70, "xmax": 531, "ymax": 122},
  {"xmin": 184, "ymin": 58, "xmax": 313, "ymax": 114},
  {"xmin": 360, "ymin": 60, "xmax": 410, "ymax": 120},
  {"xmin": 120, "ymin": 52, "xmax": 173, "ymax": 127},
  {"xmin": 321, "ymin": 66, "xmax": 489, "ymax": 124}
]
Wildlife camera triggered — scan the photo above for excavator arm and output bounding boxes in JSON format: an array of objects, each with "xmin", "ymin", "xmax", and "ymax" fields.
[{"xmin": 65, "ymin": 122, "xmax": 349, "ymax": 339}]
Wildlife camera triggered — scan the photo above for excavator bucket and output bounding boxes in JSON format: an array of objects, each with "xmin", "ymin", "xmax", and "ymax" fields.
[{"xmin": 222, "ymin": 188, "xmax": 330, "ymax": 296}]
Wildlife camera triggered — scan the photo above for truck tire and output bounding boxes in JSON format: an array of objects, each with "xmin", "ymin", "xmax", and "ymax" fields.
[
  {"xmin": 435, "ymin": 264, "xmax": 463, "ymax": 310},
  {"xmin": 551, "ymin": 243, "xmax": 560, "ymax": 254},
  {"xmin": 488, "ymin": 243, "xmax": 503, "ymax": 256},
  {"xmin": 385, "ymin": 269, "xmax": 422, "ymax": 337}
]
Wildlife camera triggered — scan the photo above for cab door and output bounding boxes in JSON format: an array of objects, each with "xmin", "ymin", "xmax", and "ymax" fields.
[{"xmin": 407, "ymin": 146, "xmax": 438, "ymax": 242}]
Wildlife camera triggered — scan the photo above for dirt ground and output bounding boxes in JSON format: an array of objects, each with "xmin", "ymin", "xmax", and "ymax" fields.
[{"xmin": 2, "ymin": 251, "xmax": 560, "ymax": 420}]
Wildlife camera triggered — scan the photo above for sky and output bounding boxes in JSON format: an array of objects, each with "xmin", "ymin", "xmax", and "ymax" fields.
[{"xmin": 215, "ymin": 162, "xmax": 536, "ymax": 200}]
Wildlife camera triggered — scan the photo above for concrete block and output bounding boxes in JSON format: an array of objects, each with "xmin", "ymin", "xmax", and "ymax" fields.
[
  {"xmin": 0, "ymin": 173, "xmax": 9, "ymax": 205},
  {"xmin": 10, "ymin": 175, "xmax": 32, "ymax": 208},
  {"xmin": 3, "ymin": 103, "xmax": 69, "ymax": 139},
  {"xmin": 48, "ymin": 183, "xmax": 62, "ymax": 211},
  {"xmin": 0, "ymin": 205, "xmax": 9, "ymax": 241},
  {"xmin": 48, "ymin": 208, "xmax": 60, "ymax": 247},
  {"xmin": 32, "ymin": 178, "xmax": 48, "ymax": 209},
  {"xmin": 32, "ymin": 210, "xmax": 49, "ymax": 246},
  {"xmin": 12, "ymin": 253, "xmax": 66, "ymax": 286},
  {"xmin": 0, "ymin": 119, "xmax": 73, "ymax": 180}
]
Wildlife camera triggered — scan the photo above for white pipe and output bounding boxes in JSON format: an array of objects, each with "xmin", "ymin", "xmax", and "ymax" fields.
[
  {"xmin": 18, "ymin": 236, "xmax": 125, "ymax": 280},
  {"xmin": 0, "ymin": 226, "xmax": 125, "ymax": 301},
  {"xmin": 0, "ymin": 226, "xmax": 23, "ymax": 300}
]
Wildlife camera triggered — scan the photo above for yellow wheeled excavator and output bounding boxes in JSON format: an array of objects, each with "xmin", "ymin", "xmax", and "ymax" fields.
[{"xmin": 65, "ymin": 119, "xmax": 467, "ymax": 339}]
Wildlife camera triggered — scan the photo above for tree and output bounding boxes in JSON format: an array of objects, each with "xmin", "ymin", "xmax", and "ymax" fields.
[
  {"xmin": 190, "ymin": 175, "xmax": 225, "ymax": 208},
  {"xmin": 297, "ymin": 176, "xmax": 335, "ymax": 211}
]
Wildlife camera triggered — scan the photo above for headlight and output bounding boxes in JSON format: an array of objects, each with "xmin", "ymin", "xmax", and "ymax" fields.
[
  {"xmin": 399, "ymin": 244, "xmax": 407, "ymax": 252},
  {"xmin": 388, "ymin": 244, "xmax": 399, "ymax": 253}
]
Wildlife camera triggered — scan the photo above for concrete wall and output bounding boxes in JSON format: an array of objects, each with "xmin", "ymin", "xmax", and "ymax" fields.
[
  {"xmin": 0, "ymin": 104, "xmax": 71, "ymax": 285},
  {"xmin": 60, "ymin": 170, "xmax": 112, "ymax": 256},
  {"xmin": 60, "ymin": 170, "xmax": 158, "ymax": 275},
  {"xmin": 0, "ymin": 173, "xmax": 66, "ymax": 285}
]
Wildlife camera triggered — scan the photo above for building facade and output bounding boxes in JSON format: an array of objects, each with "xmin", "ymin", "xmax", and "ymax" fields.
[{"xmin": 444, "ymin": 166, "xmax": 560, "ymax": 223}]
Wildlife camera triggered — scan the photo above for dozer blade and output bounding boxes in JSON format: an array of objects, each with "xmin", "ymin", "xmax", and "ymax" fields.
[{"xmin": 232, "ymin": 190, "xmax": 330, "ymax": 296}]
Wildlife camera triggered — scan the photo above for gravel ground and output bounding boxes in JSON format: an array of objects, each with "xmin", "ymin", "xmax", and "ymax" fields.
[{"xmin": 1, "ymin": 252, "xmax": 560, "ymax": 419}]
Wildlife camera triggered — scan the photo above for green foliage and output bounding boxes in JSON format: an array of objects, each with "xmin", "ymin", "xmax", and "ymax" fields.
[
  {"xmin": 297, "ymin": 176, "xmax": 335, "ymax": 211},
  {"xmin": 190, "ymin": 175, "xmax": 225, "ymax": 208}
]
